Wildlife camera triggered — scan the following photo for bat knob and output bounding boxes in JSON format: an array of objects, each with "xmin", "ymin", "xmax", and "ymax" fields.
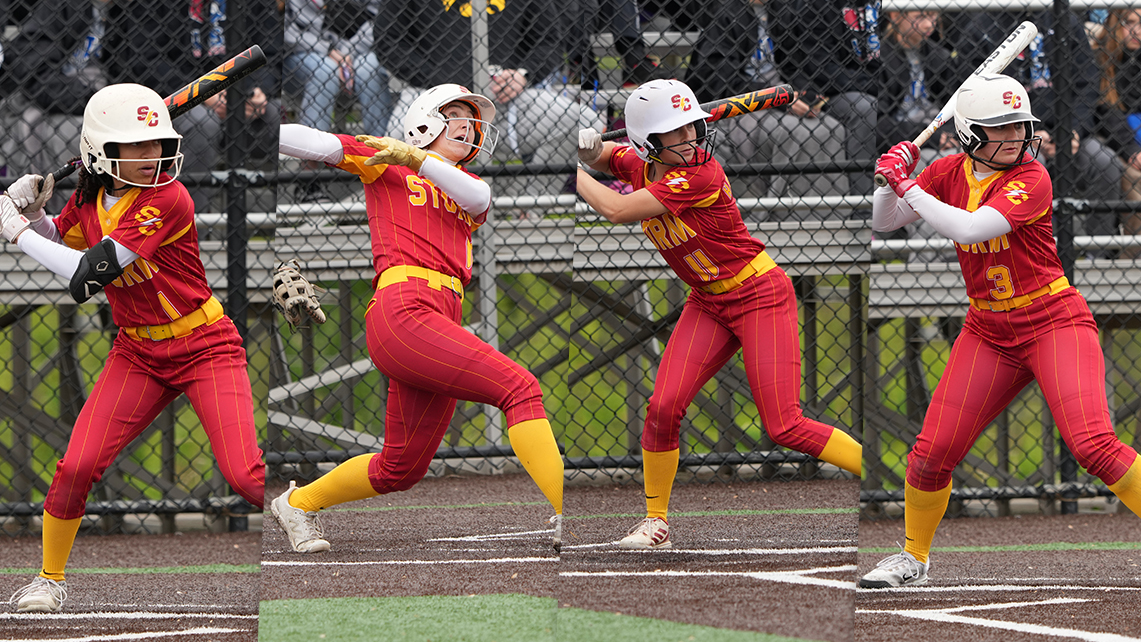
[{"xmin": 873, "ymin": 173, "xmax": 889, "ymax": 188}]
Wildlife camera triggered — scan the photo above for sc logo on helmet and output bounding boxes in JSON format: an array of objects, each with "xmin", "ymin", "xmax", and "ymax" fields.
[
  {"xmin": 1002, "ymin": 91, "xmax": 1022, "ymax": 109},
  {"xmin": 671, "ymin": 95, "xmax": 692, "ymax": 111},
  {"xmin": 136, "ymin": 107, "xmax": 160, "ymax": 127}
]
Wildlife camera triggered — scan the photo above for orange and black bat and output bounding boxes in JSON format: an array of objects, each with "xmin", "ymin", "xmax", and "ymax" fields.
[
  {"xmin": 601, "ymin": 84, "xmax": 795, "ymax": 142},
  {"xmin": 45, "ymin": 45, "xmax": 268, "ymax": 186}
]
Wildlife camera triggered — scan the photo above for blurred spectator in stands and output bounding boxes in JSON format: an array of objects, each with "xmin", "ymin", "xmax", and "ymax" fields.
[
  {"xmin": 948, "ymin": 9, "xmax": 1128, "ymax": 242},
  {"xmin": 0, "ymin": 0, "xmax": 99, "ymax": 186},
  {"xmin": 283, "ymin": 0, "xmax": 391, "ymax": 136},
  {"xmin": 769, "ymin": 0, "xmax": 880, "ymax": 200},
  {"xmin": 1096, "ymin": 8, "xmax": 1141, "ymax": 252},
  {"xmin": 376, "ymin": 0, "xmax": 602, "ymax": 205},
  {"xmin": 573, "ymin": 0, "xmax": 667, "ymax": 90},
  {"xmin": 877, "ymin": 10, "xmax": 964, "ymax": 165},
  {"xmin": 684, "ymin": 0, "xmax": 847, "ymax": 214},
  {"xmin": 102, "ymin": 0, "xmax": 281, "ymax": 209}
]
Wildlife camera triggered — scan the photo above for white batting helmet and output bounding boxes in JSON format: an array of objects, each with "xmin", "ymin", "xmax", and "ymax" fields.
[
  {"xmin": 624, "ymin": 79, "xmax": 715, "ymax": 165},
  {"xmin": 954, "ymin": 73, "xmax": 1040, "ymax": 168},
  {"xmin": 80, "ymin": 83, "xmax": 183, "ymax": 188},
  {"xmin": 403, "ymin": 84, "xmax": 499, "ymax": 164}
]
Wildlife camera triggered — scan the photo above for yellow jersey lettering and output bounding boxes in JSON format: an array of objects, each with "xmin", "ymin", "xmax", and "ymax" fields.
[
  {"xmin": 642, "ymin": 218, "xmax": 671, "ymax": 250},
  {"xmin": 957, "ymin": 233, "xmax": 1010, "ymax": 255},
  {"xmin": 134, "ymin": 206, "xmax": 163, "ymax": 237},
  {"xmin": 108, "ymin": 258, "xmax": 159, "ymax": 290},
  {"xmin": 662, "ymin": 212, "xmax": 697, "ymax": 245},
  {"xmin": 407, "ymin": 176, "xmax": 428, "ymax": 206}
]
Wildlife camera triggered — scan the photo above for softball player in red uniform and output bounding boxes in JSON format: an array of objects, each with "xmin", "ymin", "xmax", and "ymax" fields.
[
  {"xmin": 271, "ymin": 84, "xmax": 565, "ymax": 553},
  {"xmin": 576, "ymin": 79, "xmax": 863, "ymax": 549},
  {"xmin": 862, "ymin": 73, "xmax": 1141, "ymax": 588},
  {"xmin": 1, "ymin": 84, "xmax": 266, "ymax": 612}
]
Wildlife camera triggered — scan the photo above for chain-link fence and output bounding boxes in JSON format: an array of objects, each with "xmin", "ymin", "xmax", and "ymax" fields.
[{"xmin": 4, "ymin": 0, "xmax": 1140, "ymax": 536}]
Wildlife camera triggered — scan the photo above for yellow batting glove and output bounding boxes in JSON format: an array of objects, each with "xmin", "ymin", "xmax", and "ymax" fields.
[{"xmin": 355, "ymin": 135, "xmax": 428, "ymax": 172}]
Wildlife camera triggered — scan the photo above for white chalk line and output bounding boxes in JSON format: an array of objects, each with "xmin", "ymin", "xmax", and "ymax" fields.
[
  {"xmin": 561, "ymin": 565, "xmax": 857, "ymax": 590},
  {"xmin": 426, "ymin": 527, "xmax": 552, "ymax": 542},
  {"xmin": 859, "ymin": 597, "xmax": 1141, "ymax": 642},
  {"xmin": 571, "ymin": 545, "xmax": 858, "ymax": 556},
  {"xmin": 262, "ymin": 556, "xmax": 556, "ymax": 568},
  {"xmin": 0, "ymin": 612, "xmax": 255, "ymax": 622},
  {"xmin": 0, "ymin": 627, "xmax": 245, "ymax": 642},
  {"xmin": 859, "ymin": 584, "xmax": 1141, "ymax": 594}
]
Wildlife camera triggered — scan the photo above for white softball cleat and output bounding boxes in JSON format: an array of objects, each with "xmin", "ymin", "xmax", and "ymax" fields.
[
  {"xmin": 859, "ymin": 550, "xmax": 929, "ymax": 588},
  {"xmin": 619, "ymin": 517, "xmax": 672, "ymax": 549},
  {"xmin": 270, "ymin": 481, "xmax": 332, "ymax": 553},
  {"xmin": 10, "ymin": 576, "xmax": 67, "ymax": 612}
]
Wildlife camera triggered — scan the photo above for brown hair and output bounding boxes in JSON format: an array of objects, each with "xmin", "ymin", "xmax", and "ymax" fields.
[{"xmin": 1098, "ymin": 10, "xmax": 1137, "ymax": 108}]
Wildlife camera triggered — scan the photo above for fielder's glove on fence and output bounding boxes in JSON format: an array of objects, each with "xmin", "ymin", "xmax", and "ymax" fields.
[
  {"xmin": 355, "ymin": 135, "xmax": 428, "ymax": 172},
  {"xmin": 578, "ymin": 128, "xmax": 603, "ymax": 165},
  {"xmin": 272, "ymin": 260, "xmax": 327, "ymax": 329},
  {"xmin": 7, "ymin": 173, "xmax": 54, "ymax": 217},
  {"xmin": 0, "ymin": 195, "xmax": 33, "ymax": 243},
  {"xmin": 874, "ymin": 152, "xmax": 919, "ymax": 198}
]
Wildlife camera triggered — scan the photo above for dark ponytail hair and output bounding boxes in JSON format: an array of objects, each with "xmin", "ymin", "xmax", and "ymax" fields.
[{"xmin": 72, "ymin": 158, "xmax": 103, "ymax": 208}]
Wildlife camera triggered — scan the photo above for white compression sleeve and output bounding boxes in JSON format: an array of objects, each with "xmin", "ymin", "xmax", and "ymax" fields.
[
  {"xmin": 419, "ymin": 155, "xmax": 492, "ymax": 216},
  {"xmin": 902, "ymin": 187, "xmax": 1012, "ymax": 245},
  {"xmin": 872, "ymin": 186, "xmax": 921, "ymax": 233},
  {"xmin": 29, "ymin": 215, "xmax": 61, "ymax": 243},
  {"xmin": 17, "ymin": 233, "xmax": 139, "ymax": 281},
  {"xmin": 280, "ymin": 123, "xmax": 345, "ymax": 165}
]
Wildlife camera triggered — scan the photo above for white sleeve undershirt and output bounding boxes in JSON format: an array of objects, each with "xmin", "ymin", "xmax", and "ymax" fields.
[
  {"xmin": 278, "ymin": 123, "xmax": 490, "ymax": 216},
  {"xmin": 418, "ymin": 156, "xmax": 491, "ymax": 216},
  {"xmin": 872, "ymin": 184, "xmax": 1013, "ymax": 245},
  {"xmin": 280, "ymin": 123, "xmax": 345, "ymax": 165},
  {"xmin": 18, "ymin": 231, "xmax": 139, "ymax": 281}
]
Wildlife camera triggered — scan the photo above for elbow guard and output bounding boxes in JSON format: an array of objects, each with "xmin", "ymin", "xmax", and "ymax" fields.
[{"xmin": 68, "ymin": 238, "xmax": 124, "ymax": 303}]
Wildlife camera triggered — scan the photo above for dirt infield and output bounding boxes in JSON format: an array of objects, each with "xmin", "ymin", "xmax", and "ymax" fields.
[
  {"xmin": 261, "ymin": 473, "xmax": 559, "ymax": 602},
  {"xmin": 0, "ymin": 530, "xmax": 260, "ymax": 641},
  {"xmin": 561, "ymin": 478, "xmax": 860, "ymax": 642},
  {"xmin": 855, "ymin": 513, "xmax": 1141, "ymax": 641}
]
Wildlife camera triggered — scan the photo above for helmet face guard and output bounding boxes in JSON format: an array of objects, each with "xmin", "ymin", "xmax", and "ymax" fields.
[
  {"xmin": 625, "ymin": 79, "xmax": 715, "ymax": 167},
  {"xmin": 81, "ymin": 83, "xmax": 184, "ymax": 188},
  {"xmin": 954, "ymin": 73, "xmax": 1041, "ymax": 170},
  {"xmin": 403, "ymin": 84, "xmax": 500, "ymax": 164},
  {"xmin": 645, "ymin": 123, "xmax": 718, "ymax": 168}
]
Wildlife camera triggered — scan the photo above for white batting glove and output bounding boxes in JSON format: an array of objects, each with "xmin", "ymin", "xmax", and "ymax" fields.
[
  {"xmin": 7, "ymin": 173, "xmax": 53, "ymax": 220},
  {"xmin": 1, "ymin": 195, "xmax": 33, "ymax": 243},
  {"xmin": 578, "ymin": 128, "xmax": 603, "ymax": 165}
]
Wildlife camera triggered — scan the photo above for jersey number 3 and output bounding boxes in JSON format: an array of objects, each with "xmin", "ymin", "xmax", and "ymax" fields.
[{"xmin": 986, "ymin": 265, "xmax": 1014, "ymax": 300}]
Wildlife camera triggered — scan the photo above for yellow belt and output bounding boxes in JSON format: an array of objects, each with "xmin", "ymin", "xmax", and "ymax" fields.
[
  {"xmin": 123, "ymin": 296, "xmax": 224, "ymax": 341},
  {"xmin": 969, "ymin": 276, "xmax": 1071, "ymax": 312},
  {"xmin": 378, "ymin": 265, "xmax": 465, "ymax": 300},
  {"xmin": 699, "ymin": 251, "xmax": 778, "ymax": 295}
]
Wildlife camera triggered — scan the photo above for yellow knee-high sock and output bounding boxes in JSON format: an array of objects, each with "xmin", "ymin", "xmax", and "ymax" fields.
[
  {"xmin": 41, "ymin": 513, "xmax": 82, "ymax": 582},
  {"xmin": 508, "ymin": 419, "xmax": 564, "ymax": 515},
  {"xmin": 818, "ymin": 428, "xmax": 863, "ymax": 477},
  {"xmin": 1108, "ymin": 454, "xmax": 1141, "ymax": 518},
  {"xmin": 903, "ymin": 481, "xmax": 952, "ymax": 564},
  {"xmin": 290, "ymin": 454, "xmax": 378, "ymax": 513},
  {"xmin": 643, "ymin": 448, "xmax": 680, "ymax": 520}
]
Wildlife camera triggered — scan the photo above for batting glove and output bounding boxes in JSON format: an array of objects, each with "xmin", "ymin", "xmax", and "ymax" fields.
[
  {"xmin": 578, "ymin": 128, "xmax": 603, "ymax": 165},
  {"xmin": 1, "ymin": 195, "xmax": 33, "ymax": 243},
  {"xmin": 6, "ymin": 173, "xmax": 53, "ymax": 219},
  {"xmin": 355, "ymin": 135, "xmax": 428, "ymax": 172},
  {"xmin": 886, "ymin": 141, "xmax": 920, "ymax": 176},
  {"xmin": 875, "ymin": 153, "xmax": 919, "ymax": 198}
]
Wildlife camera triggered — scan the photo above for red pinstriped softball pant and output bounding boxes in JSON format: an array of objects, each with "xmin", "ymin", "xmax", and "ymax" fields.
[
  {"xmin": 363, "ymin": 279, "xmax": 547, "ymax": 493},
  {"xmin": 642, "ymin": 266, "xmax": 834, "ymax": 456},
  {"xmin": 43, "ymin": 317, "xmax": 266, "ymax": 519},
  {"xmin": 907, "ymin": 288, "xmax": 1138, "ymax": 491}
]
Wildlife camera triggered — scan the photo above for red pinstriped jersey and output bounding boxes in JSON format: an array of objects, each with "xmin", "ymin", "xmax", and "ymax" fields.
[
  {"xmin": 334, "ymin": 134, "xmax": 487, "ymax": 287},
  {"xmin": 917, "ymin": 153, "xmax": 1062, "ymax": 302},
  {"xmin": 608, "ymin": 145, "xmax": 765, "ymax": 289},
  {"xmin": 53, "ymin": 177, "xmax": 213, "ymax": 328}
]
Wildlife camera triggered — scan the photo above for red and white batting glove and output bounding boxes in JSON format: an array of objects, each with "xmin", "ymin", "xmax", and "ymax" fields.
[
  {"xmin": 874, "ymin": 153, "xmax": 919, "ymax": 198},
  {"xmin": 886, "ymin": 141, "xmax": 920, "ymax": 176},
  {"xmin": 1, "ymin": 195, "xmax": 33, "ymax": 243}
]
